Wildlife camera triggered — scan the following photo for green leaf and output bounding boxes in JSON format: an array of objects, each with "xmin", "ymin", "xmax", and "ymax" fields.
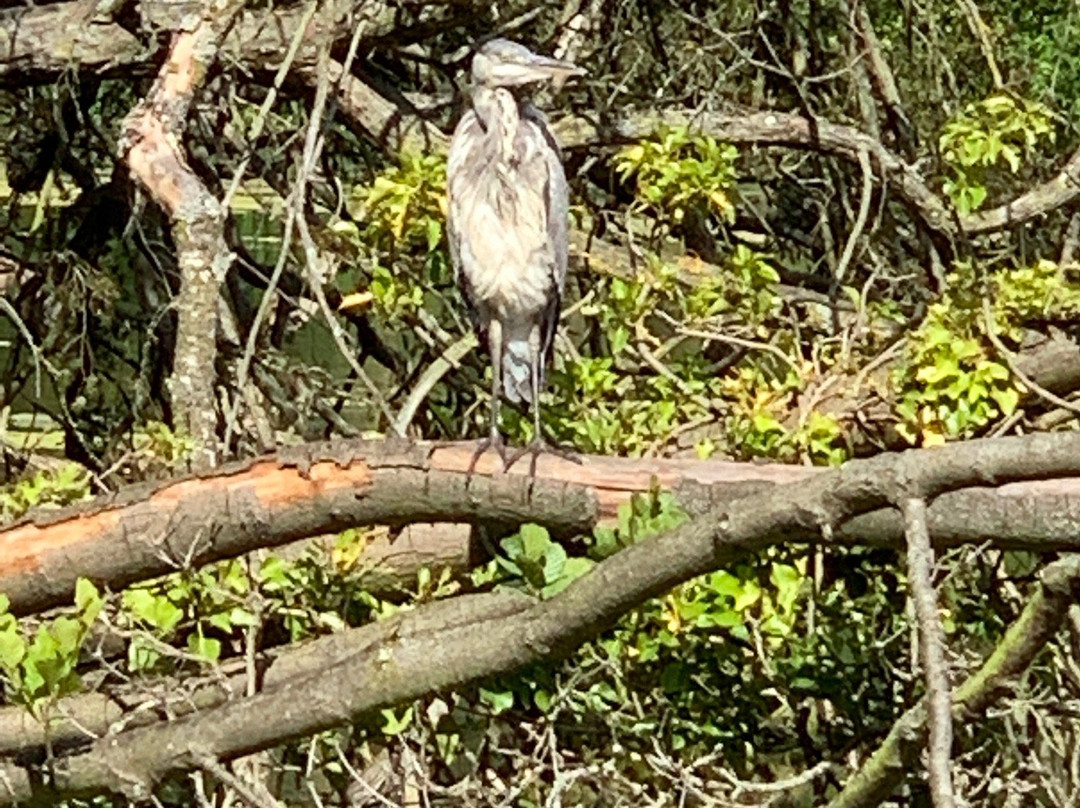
[
  {"xmin": 991, "ymin": 386, "xmax": 1020, "ymax": 416},
  {"xmin": 124, "ymin": 589, "xmax": 184, "ymax": 634},
  {"xmin": 187, "ymin": 633, "xmax": 222, "ymax": 662},
  {"xmin": 542, "ymin": 557, "xmax": 594, "ymax": 597},
  {"xmin": 380, "ymin": 707, "xmax": 414, "ymax": 735},
  {"xmin": 479, "ymin": 687, "xmax": 515, "ymax": 715},
  {"xmin": 75, "ymin": 578, "xmax": 103, "ymax": 626},
  {"xmin": 128, "ymin": 636, "xmax": 160, "ymax": 672},
  {"xmin": 0, "ymin": 627, "xmax": 26, "ymax": 670},
  {"xmin": 519, "ymin": 524, "xmax": 552, "ymax": 562}
]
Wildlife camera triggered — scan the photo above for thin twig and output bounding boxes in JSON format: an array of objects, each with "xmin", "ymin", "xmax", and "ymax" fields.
[
  {"xmin": 0, "ymin": 296, "xmax": 51, "ymax": 396},
  {"xmin": 225, "ymin": 9, "xmax": 373, "ymax": 447},
  {"xmin": 715, "ymin": 760, "xmax": 839, "ymax": 795},
  {"xmin": 664, "ymin": 315, "xmax": 800, "ymax": 374},
  {"xmin": 393, "ymin": 333, "xmax": 478, "ymax": 435},
  {"xmin": 833, "ymin": 148, "xmax": 874, "ymax": 286},
  {"xmin": 901, "ymin": 497, "xmax": 956, "ymax": 808},
  {"xmin": 200, "ymin": 756, "xmax": 285, "ymax": 808},
  {"xmin": 956, "ymin": 0, "xmax": 1004, "ymax": 89},
  {"xmin": 982, "ymin": 298, "xmax": 1080, "ymax": 416},
  {"xmin": 220, "ymin": 0, "xmax": 320, "ymax": 210},
  {"xmin": 296, "ymin": 216, "xmax": 399, "ymax": 432}
]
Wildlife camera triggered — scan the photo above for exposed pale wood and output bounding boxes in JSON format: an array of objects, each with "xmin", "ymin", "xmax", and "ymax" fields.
[{"xmin": 5, "ymin": 439, "xmax": 1080, "ymax": 619}]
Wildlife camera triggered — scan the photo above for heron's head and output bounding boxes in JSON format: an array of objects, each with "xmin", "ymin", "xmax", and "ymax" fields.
[{"xmin": 471, "ymin": 39, "xmax": 586, "ymax": 89}]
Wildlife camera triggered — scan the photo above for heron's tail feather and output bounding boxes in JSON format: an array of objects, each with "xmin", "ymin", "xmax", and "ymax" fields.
[{"xmin": 502, "ymin": 338, "xmax": 534, "ymax": 405}]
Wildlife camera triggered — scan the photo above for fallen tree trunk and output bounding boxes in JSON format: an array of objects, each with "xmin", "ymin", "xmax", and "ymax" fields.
[
  {"xmin": 4, "ymin": 432, "xmax": 1080, "ymax": 803},
  {"xmin": 5, "ymin": 438, "xmax": 1080, "ymax": 618}
]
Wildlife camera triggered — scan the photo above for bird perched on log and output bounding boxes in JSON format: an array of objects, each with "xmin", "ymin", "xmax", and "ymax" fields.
[{"xmin": 447, "ymin": 38, "xmax": 585, "ymax": 469}]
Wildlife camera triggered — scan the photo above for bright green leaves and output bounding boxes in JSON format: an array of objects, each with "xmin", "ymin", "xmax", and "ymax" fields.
[
  {"xmin": 616, "ymin": 126, "xmax": 739, "ymax": 226},
  {"xmin": 366, "ymin": 263, "xmax": 425, "ymax": 318},
  {"xmin": 893, "ymin": 260, "xmax": 1080, "ymax": 445},
  {"xmin": 0, "ymin": 579, "xmax": 102, "ymax": 711},
  {"xmin": 993, "ymin": 259, "xmax": 1080, "ymax": 331},
  {"xmin": 895, "ymin": 308, "xmax": 1015, "ymax": 445},
  {"xmin": 351, "ymin": 152, "xmax": 447, "ymax": 251},
  {"xmin": 123, "ymin": 588, "xmax": 184, "ymax": 634},
  {"xmin": 940, "ymin": 93, "xmax": 1055, "ymax": 214},
  {"xmin": 379, "ymin": 706, "xmax": 414, "ymax": 736},
  {"xmin": 661, "ymin": 561, "xmax": 805, "ymax": 643},
  {"xmin": 334, "ymin": 152, "xmax": 449, "ymax": 321},
  {"xmin": 122, "ymin": 560, "xmax": 255, "ymax": 671},
  {"xmin": 496, "ymin": 524, "xmax": 594, "ymax": 598},
  {"xmin": 536, "ymin": 245, "xmax": 790, "ymax": 458},
  {"xmin": 0, "ymin": 463, "xmax": 91, "ymax": 525},
  {"xmin": 593, "ymin": 489, "xmax": 687, "ymax": 559}
]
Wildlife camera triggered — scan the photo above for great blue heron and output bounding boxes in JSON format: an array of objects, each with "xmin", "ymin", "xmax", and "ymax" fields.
[{"xmin": 447, "ymin": 39, "xmax": 585, "ymax": 468}]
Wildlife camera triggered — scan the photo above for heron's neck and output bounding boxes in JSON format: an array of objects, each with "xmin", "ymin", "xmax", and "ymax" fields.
[{"xmin": 473, "ymin": 86, "xmax": 520, "ymax": 162}]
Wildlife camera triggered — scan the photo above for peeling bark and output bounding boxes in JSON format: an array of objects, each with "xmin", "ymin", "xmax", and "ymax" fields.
[
  {"xmin": 4, "ymin": 432, "xmax": 1080, "ymax": 803},
  {"xmin": 0, "ymin": 440, "xmax": 600, "ymax": 616},
  {"xmin": 6, "ymin": 439, "xmax": 1080, "ymax": 620},
  {"xmin": 119, "ymin": 0, "xmax": 247, "ymax": 468}
]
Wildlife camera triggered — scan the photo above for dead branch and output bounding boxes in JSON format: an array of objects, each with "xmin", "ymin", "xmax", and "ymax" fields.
[
  {"xmin": 0, "ymin": 0, "xmax": 383, "ymax": 85},
  {"xmin": 4, "ymin": 433, "xmax": 1080, "ymax": 803},
  {"xmin": 850, "ymin": 2, "xmax": 917, "ymax": 159},
  {"xmin": 901, "ymin": 497, "xmax": 956, "ymax": 808},
  {"xmin": 828, "ymin": 553, "xmax": 1080, "ymax": 808},
  {"xmin": 118, "ymin": 0, "xmax": 248, "ymax": 468}
]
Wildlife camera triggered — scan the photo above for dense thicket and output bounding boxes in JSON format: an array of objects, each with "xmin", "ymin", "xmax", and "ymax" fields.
[{"xmin": 1, "ymin": 1, "xmax": 1080, "ymax": 805}]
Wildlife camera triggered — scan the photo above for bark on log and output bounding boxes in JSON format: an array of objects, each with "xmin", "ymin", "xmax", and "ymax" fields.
[
  {"xmin": 0, "ymin": 0, "xmax": 375, "ymax": 85},
  {"xmin": 4, "ymin": 432, "xmax": 1080, "ymax": 803},
  {"xmin": 5, "ymin": 439, "xmax": 1080, "ymax": 619}
]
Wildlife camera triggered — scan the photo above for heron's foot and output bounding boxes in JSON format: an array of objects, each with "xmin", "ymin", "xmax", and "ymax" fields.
[
  {"xmin": 466, "ymin": 434, "xmax": 509, "ymax": 477},
  {"xmin": 504, "ymin": 436, "xmax": 582, "ymax": 477}
]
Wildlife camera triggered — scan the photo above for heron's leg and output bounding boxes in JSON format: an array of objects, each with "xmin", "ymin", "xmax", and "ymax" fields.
[
  {"xmin": 488, "ymin": 319, "xmax": 504, "ymax": 448},
  {"xmin": 505, "ymin": 325, "xmax": 581, "ymax": 476},
  {"xmin": 530, "ymin": 326, "xmax": 544, "ymax": 444},
  {"xmin": 467, "ymin": 320, "xmax": 507, "ymax": 476}
]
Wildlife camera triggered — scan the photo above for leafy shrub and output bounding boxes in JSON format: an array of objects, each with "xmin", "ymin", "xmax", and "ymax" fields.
[
  {"xmin": 940, "ymin": 93, "xmax": 1055, "ymax": 214},
  {"xmin": 616, "ymin": 126, "xmax": 739, "ymax": 227},
  {"xmin": 894, "ymin": 260, "xmax": 1080, "ymax": 445},
  {"xmin": 0, "ymin": 464, "xmax": 91, "ymax": 524}
]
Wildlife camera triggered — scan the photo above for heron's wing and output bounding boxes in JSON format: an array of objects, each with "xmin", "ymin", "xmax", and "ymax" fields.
[{"xmin": 522, "ymin": 104, "xmax": 570, "ymax": 363}]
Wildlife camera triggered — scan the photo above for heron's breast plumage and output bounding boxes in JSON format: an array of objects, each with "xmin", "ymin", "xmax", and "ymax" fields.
[{"xmin": 449, "ymin": 116, "xmax": 560, "ymax": 322}]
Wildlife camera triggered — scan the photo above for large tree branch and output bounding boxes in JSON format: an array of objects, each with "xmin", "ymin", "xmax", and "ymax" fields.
[
  {"xmin": 0, "ymin": 0, "xmax": 378, "ymax": 84},
  {"xmin": 6, "ymin": 439, "xmax": 1080, "ymax": 619},
  {"xmin": 4, "ymin": 433, "xmax": 1080, "ymax": 802},
  {"xmin": 0, "ymin": 588, "xmax": 534, "ymax": 758},
  {"xmin": 0, "ymin": 441, "xmax": 598, "ymax": 617},
  {"xmin": 118, "ymin": 0, "xmax": 248, "ymax": 468}
]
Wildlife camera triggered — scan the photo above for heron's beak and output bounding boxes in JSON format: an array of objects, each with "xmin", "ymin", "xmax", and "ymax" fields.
[{"xmin": 524, "ymin": 53, "xmax": 587, "ymax": 82}]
